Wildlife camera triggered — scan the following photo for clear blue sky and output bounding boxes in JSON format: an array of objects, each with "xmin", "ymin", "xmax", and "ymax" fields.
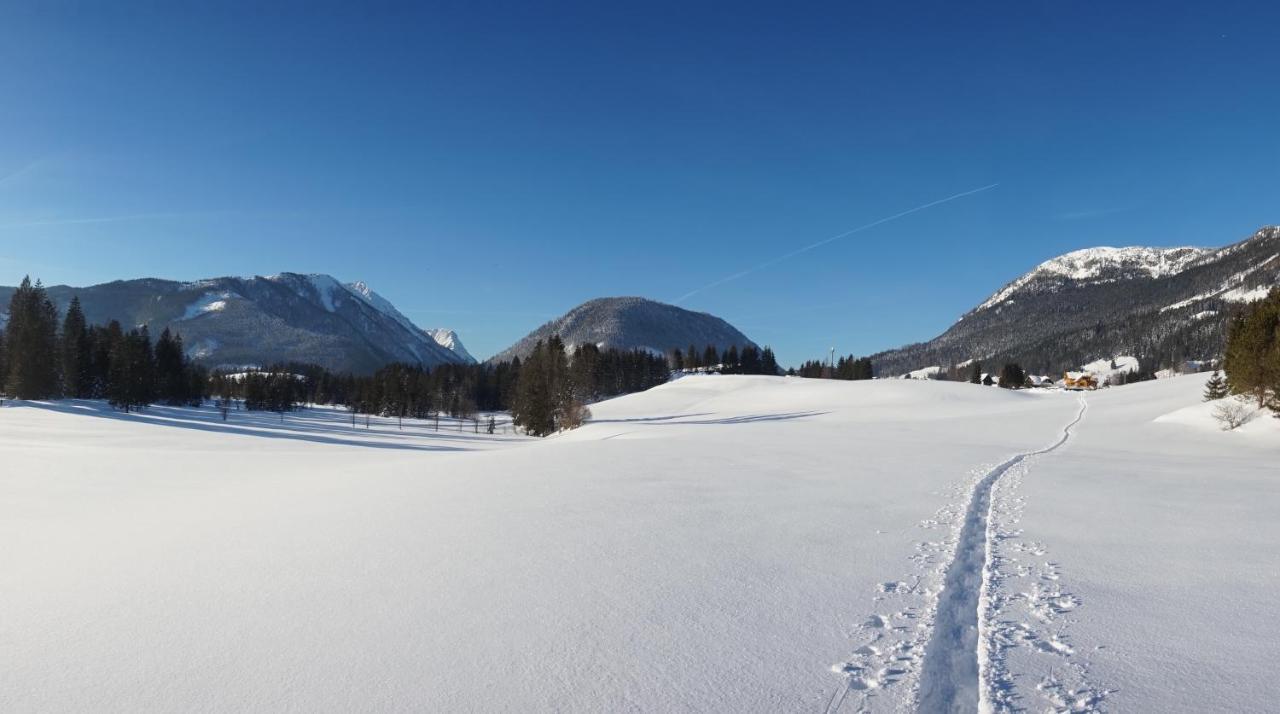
[{"xmin": 1, "ymin": 3, "xmax": 1277, "ymax": 365}]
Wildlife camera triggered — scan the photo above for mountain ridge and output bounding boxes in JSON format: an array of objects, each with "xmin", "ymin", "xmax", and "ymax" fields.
[
  {"xmin": 488, "ymin": 296, "xmax": 756, "ymax": 363},
  {"xmin": 0, "ymin": 272, "xmax": 474, "ymax": 374},
  {"xmin": 874, "ymin": 225, "xmax": 1280, "ymax": 376}
]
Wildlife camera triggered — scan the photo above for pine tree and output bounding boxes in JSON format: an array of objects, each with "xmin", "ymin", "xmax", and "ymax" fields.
[
  {"xmin": 107, "ymin": 328, "xmax": 156, "ymax": 412},
  {"xmin": 761, "ymin": 347, "xmax": 779, "ymax": 376},
  {"xmin": 154, "ymin": 327, "xmax": 191, "ymax": 405},
  {"xmin": 570, "ymin": 342, "xmax": 600, "ymax": 402},
  {"xmin": 1203, "ymin": 370, "xmax": 1229, "ymax": 401},
  {"xmin": 512, "ymin": 340, "xmax": 553, "ymax": 435},
  {"xmin": 4, "ymin": 276, "xmax": 61, "ymax": 399},
  {"xmin": 724, "ymin": 345, "xmax": 739, "ymax": 372},
  {"xmin": 999, "ymin": 363, "xmax": 1026, "ymax": 389},
  {"xmin": 1222, "ymin": 290, "xmax": 1280, "ymax": 408},
  {"xmin": 969, "ymin": 361, "xmax": 982, "ymax": 385},
  {"xmin": 60, "ymin": 296, "xmax": 92, "ymax": 398},
  {"xmin": 546, "ymin": 335, "xmax": 574, "ymax": 429},
  {"xmin": 703, "ymin": 344, "xmax": 719, "ymax": 370}
]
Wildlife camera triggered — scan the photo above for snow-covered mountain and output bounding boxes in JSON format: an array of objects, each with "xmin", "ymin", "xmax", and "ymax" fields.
[
  {"xmin": 0, "ymin": 273, "xmax": 473, "ymax": 373},
  {"xmin": 873, "ymin": 225, "xmax": 1280, "ymax": 375},
  {"xmin": 423, "ymin": 328, "xmax": 474, "ymax": 362},
  {"xmin": 341, "ymin": 279, "xmax": 476, "ymax": 363},
  {"xmin": 488, "ymin": 296, "xmax": 756, "ymax": 363}
]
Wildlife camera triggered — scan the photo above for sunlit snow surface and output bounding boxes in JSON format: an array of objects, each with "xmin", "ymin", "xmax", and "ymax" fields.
[{"xmin": 1, "ymin": 375, "xmax": 1275, "ymax": 712}]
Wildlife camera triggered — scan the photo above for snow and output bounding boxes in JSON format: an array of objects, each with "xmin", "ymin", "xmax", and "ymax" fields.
[
  {"xmin": 1, "ymin": 375, "xmax": 1275, "ymax": 712},
  {"xmin": 1218, "ymin": 284, "xmax": 1272, "ymax": 303},
  {"xmin": 904, "ymin": 365, "xmax": 941, "ymax": 379},
  {"xmin": 1160, "ymin": 256, "xmax": 1279, "ymax": 312},
  {"xmin": 978, "ymin": 246, "xmax": 1207, "ymax": 311},
  {"xmin": 187, "ymin": 338, "xmax": 220, "ymax": 359},
  {"xmin": 424, "ymin": 327, "xmax": 475, "ymax": 362},
  {"xmin": 343, "ymin": 280, "xmax": 474, "ymax": 363},
  {"xmin": 992, "ymin": 375, "xmax": 1280, "ymax": 711},
  {"xmin": 344, "ymin": 279, "xmax": 420, "ymax": 335},
  {"xmin": 1078, "ymin": 354, "xmax": 1140, "ymax": 384},
  {"xmin": 178, "ymin": 291, "xmax": 234, "ymax": 320},
  {"xmin": 306, "ymin": 274, "xmax": 343, "ymax": 312}
]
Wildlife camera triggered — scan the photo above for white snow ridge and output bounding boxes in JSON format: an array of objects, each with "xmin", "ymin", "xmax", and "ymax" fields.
[{"xmin": 978, "ymin": 245, "xmax": 1207, "ymax": 311}]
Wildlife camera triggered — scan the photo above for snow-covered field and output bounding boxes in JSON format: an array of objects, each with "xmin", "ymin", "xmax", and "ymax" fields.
[{"xmin": 1, "ymin": 375, "xmax": 1275, "ymax": 712}]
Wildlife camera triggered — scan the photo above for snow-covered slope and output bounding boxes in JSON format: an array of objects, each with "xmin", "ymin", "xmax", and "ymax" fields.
[
  {"xmin": 0, "ymin": 274, "xmax": 473, "ymax": 373},
  {"xmin": 489, "ymin": 296, "xmax": 755, "ymax": 363},
  {"xmin": 4, "ymin": 375, "xmax": 1270, "ymax": 711},
  {"xmin": 423, "ymin": 327, "xmax": 474, "ymax": 362},
  {"xmin": 976, "ymin": 246, "xmax": 1207, "ymax": 311},
  {"xmin": 343, "ymin": 279, "xmax": 477, "ymax": 364},
  {"xmin": 874, "ymin": 226, "xmax": 1280, "ymax": 376}
]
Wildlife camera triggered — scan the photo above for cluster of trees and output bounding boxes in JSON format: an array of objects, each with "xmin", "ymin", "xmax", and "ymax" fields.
[
  {"xmin": 199, "ymin": 338, "xmax": 671, "ymax": 436},
  {"xmin": 2, "ymin": 277, "xmax": 206, "ymax": 410},
  {"xmin": 1223, "ymin": 288, "xmax": 1280, "ymax": 414},
  {"xmin": 791, "ymin": 354, "xmax": 874, "ymax": 380},
  {"xmin": 205, "ymin": 360, "xmax": 514, "ymax": 424},
  {"xmin": 512, "ymin": 338, "xmax": 670, "ymax": 436},
  {"xmin": 997, "ymin": 363, "xmax": 1025, "ymax": 388},
  {"xmin": 669, "ymin": 343, "xmax": 779, "ymax": 375}
]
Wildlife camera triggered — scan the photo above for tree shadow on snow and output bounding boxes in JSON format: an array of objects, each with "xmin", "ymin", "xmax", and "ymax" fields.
[
  {"xmin": 593, "ymin": 410, "xmax": 828, "ymax": 426},
  {"xmin": 16, "ymin": 400, "xmax": 513, "ymax": 452}
]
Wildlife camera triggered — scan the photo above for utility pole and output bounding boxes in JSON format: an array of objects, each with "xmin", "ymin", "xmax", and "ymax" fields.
[{"xmin": 829, "ymin": 346, "xmax": 835, "ymax": 378}]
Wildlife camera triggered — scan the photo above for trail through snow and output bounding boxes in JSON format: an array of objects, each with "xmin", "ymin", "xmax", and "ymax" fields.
[
  {"xmin": 828, "ymin": 396, "xmax": 1088, "ymax": 714},
  {"xmin": 915, "ymin": 397, "xmax": 1086, "ymax": 713}
]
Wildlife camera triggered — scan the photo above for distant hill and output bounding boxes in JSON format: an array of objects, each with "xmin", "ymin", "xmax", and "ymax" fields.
[
  {"xmin": 489, "ymin": 296, "xmax": 756, "ymax": 363},
  {"xmin": 873, "ymin": 226, "xmax": 1280, "ymax": 375},
  {"xmin": 0, "ymin": 273, "xmax": 474, "ymax": 374}
]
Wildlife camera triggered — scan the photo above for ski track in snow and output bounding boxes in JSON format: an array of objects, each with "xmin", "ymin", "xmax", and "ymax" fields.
[{"xmin": 826, "ymin": 396, "xmax": 1092, "ymax": 714}]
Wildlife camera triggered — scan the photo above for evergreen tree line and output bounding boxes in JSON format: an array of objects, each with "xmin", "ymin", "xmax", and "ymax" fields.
[
  {"xmin": 209, "ymin": 361, "xmax": 521, "ymax": 421},
  {"xmin": 513, "ymin": 338, "xmax": 670, "ymax": 436},
  {"xmin": 205, "ymin": 338, "xmax": 671, "ymax": 436},
  {"xmin": 2, "ymin": 277, "xmax": 206, "ymax": 411},
  {"xmin": 790, "ymin": 354, "xmax": 874, "ymax": 380},
  {"xmin": 668, "ymin": 343, "xmax": 779, "ymax": 375},
  {"xmin": 1222, "ymin": 288, "xmax": 1280, "ymax": 414}
]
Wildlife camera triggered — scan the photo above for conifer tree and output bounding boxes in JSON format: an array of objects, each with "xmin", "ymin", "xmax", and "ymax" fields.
[
  {"xmin": 999, "ymin": 362, "xmax": 1026, "ymax": 389},
  {"xmin": 4, "ymin": 276, "xmax": 61, "ymax": 399},
  {"xmin": 107, "ymin": 328, "xmax": 156, "ymax": 412},
  {"xmin": 1222, "ymin": 289, "xmax": 1280, "ymax": 408},
  {"xmin": 60, "ymin": 296, "xmax": 92, "ymax": 398},
  {"xmin": 154, "ymin": 327, "xmax": 191, "ymax": 405},
  {"xmin": 969, "ymin": 361, "xmax": 982, "ymax": 384},
  {"xmin": 703, "ymin": 344, "xmax": 719, "ymax": 369},
  {"xmin": 1203, "ymin": 370, "xmax": 1229, "ymax": 401},
  {"xmin": 513, "ymin": 340, "xmax": 554, "ymax": 436},
  {"xmin": 761, "ymin": 347, "xmax": 779, "ymax": 375}
]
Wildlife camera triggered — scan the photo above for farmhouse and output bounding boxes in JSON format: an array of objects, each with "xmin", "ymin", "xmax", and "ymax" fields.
[{"xmin": 1062, "ymin": 371, "xmax": 1099, "ymax": 390}]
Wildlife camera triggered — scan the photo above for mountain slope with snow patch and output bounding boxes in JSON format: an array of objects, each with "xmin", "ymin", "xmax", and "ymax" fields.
[
  {"xmin": 0, "ymin": 273, "xmax": 471, "ymax": 373},
  {"xmin": 873, "ymin": 226, "xmax": 1280, "ymax": 375}
]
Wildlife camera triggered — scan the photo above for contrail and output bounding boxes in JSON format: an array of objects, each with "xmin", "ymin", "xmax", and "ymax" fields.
[
  {"xmin": 673, "ymin": 182, "xmax": 999, "ymax": 304},
  {"xmin": 0, "ymin": 211, "xmax": 229, "ymax": 229}
]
